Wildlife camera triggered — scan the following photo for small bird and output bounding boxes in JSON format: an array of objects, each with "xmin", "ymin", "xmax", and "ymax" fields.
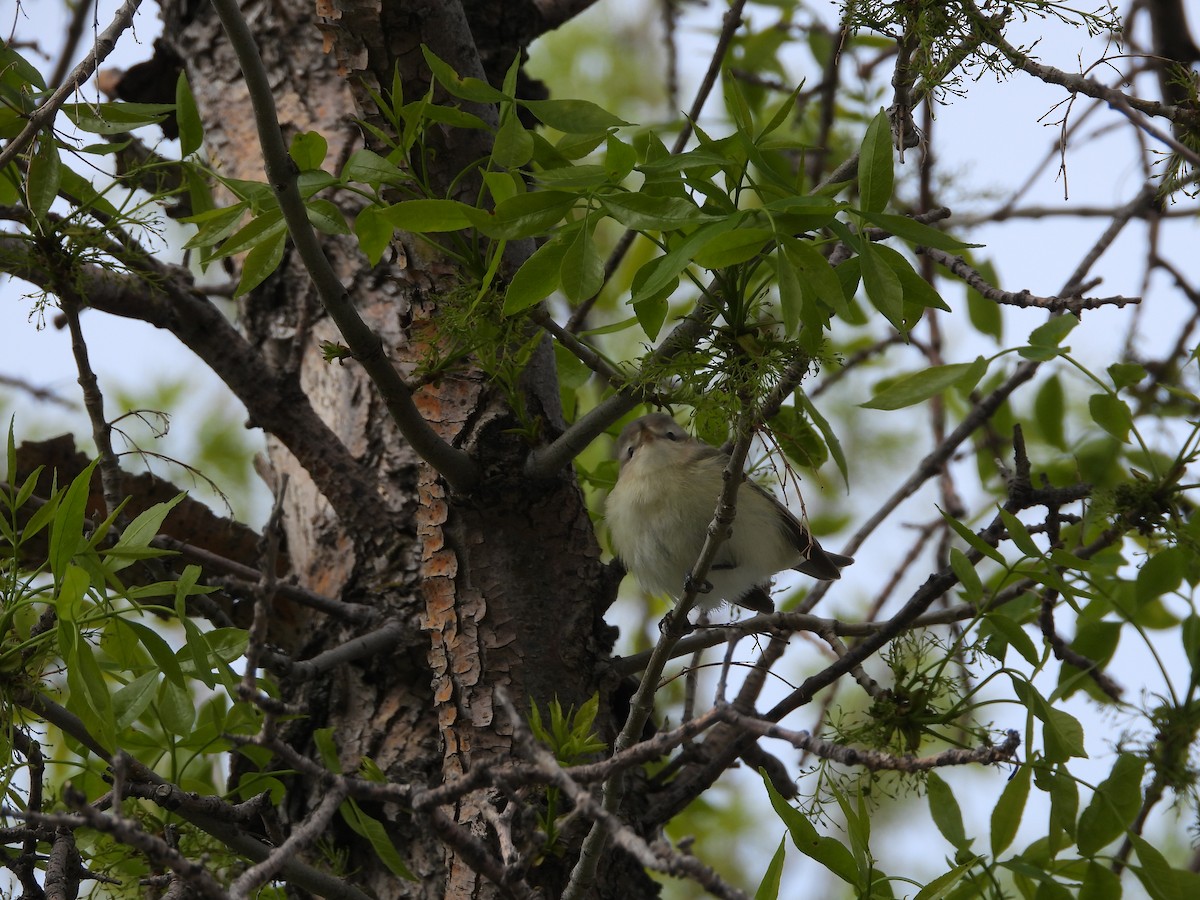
[{"xmin": 605, "ymin": 413, "xmax": 852, "ymax": 613}]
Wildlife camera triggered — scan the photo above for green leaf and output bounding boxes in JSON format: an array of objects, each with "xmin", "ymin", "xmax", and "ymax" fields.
[
  {"xmin": 289, "ymin": 131, "xmax": 328, "ymax": 170},
  {"xmin": 157, "ymin": 677, "xmax": 196, "ymax": 735},
  {"xmin": 1034, "ymin": 376, "xmax": 1067, "ymax": 450},
  {"xmin": 1079, "ymin": 860, "xmax": 1122, "ymax": 900},
  {"xmin": 182, "ymin": 203, "xmax": 247, "ymax": 250},
  {"xmin": 782, "ymin": 238, "xmax": 845, "ymax": 315},
  {"xmin": 858, "ymin": 242, "xmax": 904, "ymax": 331},
  {"xmin": 984, "ymin": 614, "xmax": 1040, "ymax": 666},
  {"xmin": 754, "ymin": 835, "xmax": 786, "ymax": 900},
  {"xmin": 991, "ymin": 766, "xmax": 1031, "ymax": 856},
  {"xmin": 384, "ymin": 199, "xmax": 475, "ymax": 233},
  {"xmin": 71, "ymin": 634, "xmax": 114, "ymax": 744},
  {"xmin": 761, "ymin": 770, "xmax": 860, "ymax": 886},
  {"xmin": 1044, "ymin": 706, "xmax": 1087, "ymax": 764},
  {"xmin": 114, "ymin": 671, "xmax": 160, "ymax": 730},
  {"xmin": 205, "ymin": 628, "xmax": 249, "ymax": 664},
  {"xmin": 421, "ymin": 46, "xmax": 506, "ymax": 102},
  {"xmin": 797, "ymin": 391, "xmax": 848, "ymax": 486},
  {"xmin": 631, "ymin": 217, "xmax": 738, "ymax": 303},
  {"xmin": 1183, "ymin": 614, "xmax": 1200, "ymax": 670},
  {"xmin": 476, "ymin": 190, "xmax": 575, "ymax": 239},
  {"xmin": 483, "ymin": 170, "xmax": 522, "ymax": 205},
  {"xmin": 1042, "ymin": 764, "xmax": 1079, "ymax": 849},
  {"xmin": 776, "ymin": 244, "xmax": 803, "ymax": 337},
  {"xmin": 49, "ymin": 460, "xmax": 98, "ymax": 580},
  {"xmin": 599, "ymin": 192, "xmax": 705, "ymax": 230},
  {"xmin": 56, "ymin": 167, "xmax": 118, "ymax": 224},
  {"xmin": 341, "ymin": 149, "xmax": 409, "ymax": 189},
  {"xmin": 1011, "ymin": 678, "xmax": 1087, "ymax": 762},
  {"xmin": 862, "ymin": 212, "xmax": 976, "ymax": 251},
  {"xmin": 55, "ymin": 563, "xmax": 90, "ymax": 624},
  {"xmin": 519, "ymin": 98, "xmax": 630, "ymax": 132},
  {"xmin": 692, "ymin": 227, "xmax": 773, "ymax": 269},
  {"xmin": 912, "ymin": 857, "xmax": 982, "ymax": 900},
  {"xmin": 862, "ymin": 358, "xmax": 986, "ymax": 410},
  {"xmin": 857, "ymin": 108, "xmax": 893, "ymax": 214},
  {"xmin": 313, "ymin": 727, "xmax": 342, "ymax": 772},
  {"xmin": 926, "ymin": 773, "xmax": 969, "ymax": 850},
  {"xmin": 758, "ymin": 83, "xmax": 804, "ymax": 142},
  {"xmin": 1129, "ymin": 833, "xmax": 1182, "ymax": 900},
  {"xmin": 213, "ymin": 210, "xmax": 285, "ymax": 259},
  {"xmin": 941, "ymin": 509, "xmax": 1006, "ymax": 564},
  {"xmin": 176, "ymin": 72, "xmax": 203, "ymax": 157},
  {"xmin": 723, "ymin": 68, "xmax": 753, "ymax": 132},
  {"xmin": 949, "ymin": 547, "xmax": 983, "ymax": 603},
  {"xmin": 105, "ymin": 493, "xmax": 184, "ymax": 573},
  {"xmin": 533, "ymin": 163, "xmax": 612, "ymax": 190},
  {"xmin": 306, "ymin": 198, "xmax": 350, "ymax": 235},
  {"xmin": 1108, "ymin": 362, "xmax": 1146, "ymax": 390},
  {"xmin": 966, "ymin": 259, "xmax": 1004, "ymax": 342},
  {"xmin": 234, "ymin": 230, "xmax": 286, "ymax": 298},
  {"xmin": 355, "ymin": 204, "xmax": 393, "ymax": 265},
  {"xmin": 503, "ymin": 234, "xmax": 568, "ymax": 314},
  {"xmin": 117, "ymin": 618, "xmax": 185, "ymax": 686},
  {"xmin": 60, "ymin": 101, "xmax": 172, "ymax": 133},
  {"xmin": 1077, "ymin": 753, "xmax": 1147, "ymax": 856},
  {"xmin": 605, "ymin": 133, "xmax": 637, "ymax": 181},
  {"xmin": 999, "ymin": 508, "xmax": 1041, "ymax": 557},
  {"xmin": 409, "ymin": 101, "xmax": 489, "ymax": 132},
  {"xmin": 554, "ymin": 131, "xmax": 609, "ymax": 161},
  {"xmin": 1028, "ymin": 314, "xmax": 1079, "ymax": 351},
  {"xmin": 831, "ymin": 786, "xmax": 874, "ymax": 881},
  {"xmin": 341, "ymin": 798, "xmax": 418, "ymax": 881},
  {"xmin": 873, "ymin": 243, "xmax": 952, "ymax": 313},
  {"xmin": 632, "ymin": 294, "xmax": 669, "ymax": 341},
  {"xmin": 27, "ymin": 134, "xmax": 61, "ymax": 223},
  {"xmin": 1088, "ymin": 393, "xmax": 1133, "ymax": 443},
  {"xmin": 1136, "ymin": 547, "xmax": 1185, "ymax": 605},
  {"xmin": 493, "ymin": 109, "xmax": 534, "ymax": 169},
  {"xmin": 559, "ymin": 222, "xmax": 603, "ymax": 303},
  {"xmin": 770, "ymin": 406, "xmax": 827, "ymax": 470}
]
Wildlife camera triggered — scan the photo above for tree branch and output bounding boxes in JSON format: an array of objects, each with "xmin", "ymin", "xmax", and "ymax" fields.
[
  {"xmin": 209, "ymin": 0, "xmax": 479, "ymax": 493},
  {"xmin": 0, "ymin": 0, "xmax": 144, "ymax": 171},
  {"xmin": 916, "ymin": 246, "xmax": 1141, "ymax": 313},
  {"xmin": 0, "ymin": 237, "xmax": 390, "ymax": 535}
]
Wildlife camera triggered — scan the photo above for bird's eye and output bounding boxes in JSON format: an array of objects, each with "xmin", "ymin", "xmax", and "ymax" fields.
[
  {"xmin": 624, "ymin": 445, "xmax": 635, "ymax": 459},
  {"xmin": 665, "ymin": 431, "xmax": 679, "ymax": 441}
]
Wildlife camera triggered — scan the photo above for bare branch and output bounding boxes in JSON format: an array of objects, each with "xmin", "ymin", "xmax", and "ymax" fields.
[
  {"xmin": 917, "ymin": 246, "xmax": 1141, "ymax": 313},
  {"xmin": 502, "ymin": 693, "xmax": 751, "ymax": 900},
  {"xmin": 966, "ymin": 2, "xmax": 1200, "ymax": 130},
  {"xmin": 229, "ymin": 784, "xmax": 348, "ymax": 900},
  {"xmin": 718, "ymin": 706, "xmax": 1021, "ymax": 771},
  {"xmin": 0, "ymin": 237, "xmax": 390, "ymax": 536},
  {"xmin": 13, "ymin": 691, "xmax": 372, "ymax": 900}
]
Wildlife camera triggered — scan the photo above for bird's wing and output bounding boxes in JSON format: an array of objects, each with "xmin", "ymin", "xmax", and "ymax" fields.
[{"xmin": 744, "ymin": 480, "xmax": 852, "ymax": 580}]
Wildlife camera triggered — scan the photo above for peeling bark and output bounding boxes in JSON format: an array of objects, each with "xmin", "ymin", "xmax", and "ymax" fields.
[{"xmin": 153, "ymin": 1, "xmax": 632, "ymax": 896}]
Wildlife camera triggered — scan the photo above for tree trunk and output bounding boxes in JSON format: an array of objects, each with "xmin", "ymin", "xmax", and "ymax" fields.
[{"xmin": 156, "ymin": 1, "xmax": 645, "ymax": 896}]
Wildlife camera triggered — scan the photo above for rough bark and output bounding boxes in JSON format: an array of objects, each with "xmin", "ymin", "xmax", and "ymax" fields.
[{"xmin": 153, "ymin": 1, "xmax": 641, "ymax": 897}]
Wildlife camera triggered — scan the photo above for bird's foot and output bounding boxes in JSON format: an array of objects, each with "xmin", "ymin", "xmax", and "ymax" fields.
[{"xmin": 658, "ymin": 610, "xmax": 695, "ymax": 637}]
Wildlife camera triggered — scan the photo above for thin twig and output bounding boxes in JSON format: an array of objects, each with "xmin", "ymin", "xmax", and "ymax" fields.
[{"xmin": 0, "ymin": 0, "xmax": 144, "ymax": 172}]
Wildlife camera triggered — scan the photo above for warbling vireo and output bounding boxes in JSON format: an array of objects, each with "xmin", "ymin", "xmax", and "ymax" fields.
[{"xmin": 605, "ymin": 413, "xmax": 852, "ymax": 613}]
